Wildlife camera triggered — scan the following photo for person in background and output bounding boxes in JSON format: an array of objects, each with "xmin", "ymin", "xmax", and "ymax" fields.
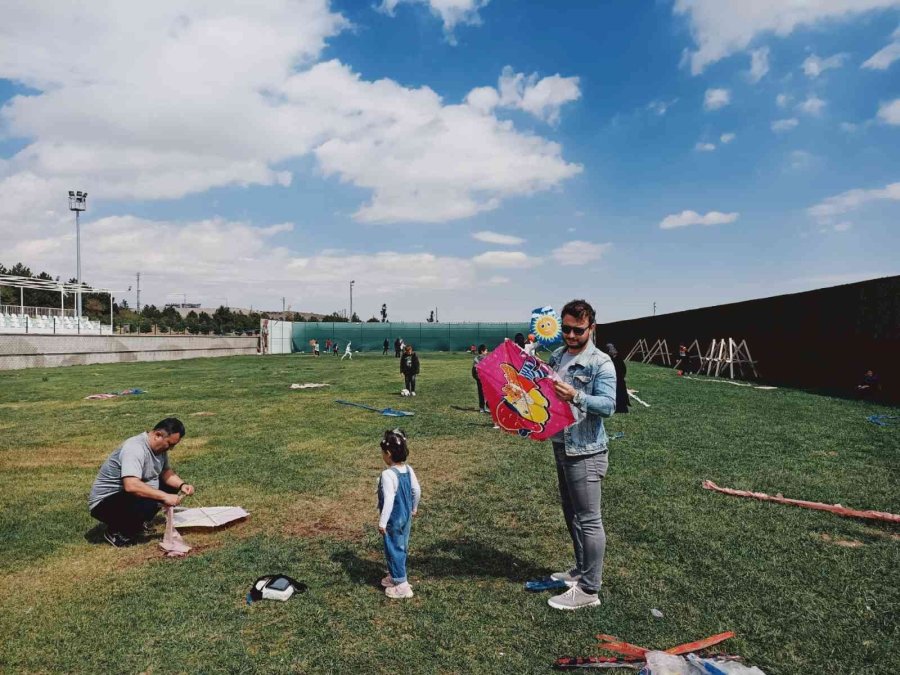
[
  {"xmin": 472, "ymin": 344, "xmax": 489, "ymax": 412},
  {"xmin": 400, "ymin": 344, "xmax": 420, "ymax": 396},
  {"xmin": 383, "ymin": 338, "xmax": 390, "ymax": 356},
  {"xmin": 514, "ymin": 333, "xmax": 526, "ymax": 349},
  {"xmin": 605, "ymin": 343, "xmax": 630, "ymax": 414},
  {"xmin": 856, "ymin": 369, "xmax": 880, "ymax": 399},
  {"xmin": 524, "ymin": 334, "xmax": 538, "ymax": 357},
  {"xmin": 394, "ymin": 337, "xmax": 402, "ymax": 358}
]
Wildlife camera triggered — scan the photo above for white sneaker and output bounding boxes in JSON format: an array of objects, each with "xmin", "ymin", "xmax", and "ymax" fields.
[
  {"xmin": 550, "ymin": 569, "xmax": 582, "ymax": 587},
  {"xmin": 385, "ymin": 582, "xmax": 414, "ymax": 599},
  {"xmin": 411, "ymin": 392, "xmax": 416, "ymax": 396},
  {"xmin": 548, "ymin": 585, "xmax": 600, "ymax": 611},
  {"xmin": 380, "ymin": 575, "xmax": 395, "ymax": 588}
]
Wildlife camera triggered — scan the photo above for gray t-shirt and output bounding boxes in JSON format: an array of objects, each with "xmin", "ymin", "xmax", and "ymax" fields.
[
  {"xmin": 551, "ymin": 351, "xmax": 577, "ymax": 442},
  {"xmin": 88, "ymin": 432, "xmax": 169, "ymax": 510}
]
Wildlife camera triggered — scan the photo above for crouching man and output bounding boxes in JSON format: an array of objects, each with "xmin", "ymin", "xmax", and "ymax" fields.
[{"xmin": 88, "ymin": 418, "xmax": 194, "ymax": 547}]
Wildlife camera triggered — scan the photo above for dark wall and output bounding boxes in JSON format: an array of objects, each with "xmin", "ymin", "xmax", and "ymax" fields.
[{"xmin": 596, "ymin": 276, "xmax": 900, "ymax": 404}]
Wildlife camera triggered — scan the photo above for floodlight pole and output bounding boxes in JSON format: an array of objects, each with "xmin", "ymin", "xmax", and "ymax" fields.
[
  {"xmin": 350, "ymin": 280, "xmax": 355, "ymax": 323},
  {"xmin": 68, "ymin": 190, "xmax": 88, "ymax": 318}
]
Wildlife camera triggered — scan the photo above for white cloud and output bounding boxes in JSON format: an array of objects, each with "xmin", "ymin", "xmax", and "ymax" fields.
[
  {"xmin": 776, "ymin": 93, "xmax": 791, "ymax": 108},
  {"xmin": 487, "ymin": 275, "xmax": 510, "ymax": 285},
  {"xmin": 658, "ymin": 210, "xmax": 739, "ymax": 229},
  {"xmin": 877, "ymin": 98, "xmax": 900, "ymax": 124},
  {"xmin": 807, "ymin": 181, "xmax": 900, "ymax": 221},
  {"xmin": 647, "ymin": 99, "xmax": 678, "ymax": 116},
  {"xmin": 0, "ymin": 3, "xmax": 582, "ymax": 228},
  {"xmin": 748, "ymin": 47, "xmax": 770, "ymax": 82},
  {"xmin": 797, "ymin": 95, "xmax": 826, "ymax": 115},
  {"xmin": 789, "ymin": 150, "xmax": 815, "ymax": 170},
  {"xmin": 471, "ymin": 251, "xmax": 541, "ymax": 268},
  {"xmin": 862, "ymin": 42, "xmax": 900, "ymax": 70},
  {"xmin": 832, "ymin": 221, "xmax": 853, "ymax": 231},
  {"xmin": 695, "ymin": 142, "xmax": 717, "ymax": 152},
  {"xmin": 802, "ymin": 53, "xmax": 849, "ymax": 78},
  {"xmin": 720, "ymin": 132, "xmax": 736, "ymax": 144},
  {"xmin": 772, "ymin": 117, "xmax": 799, "ymax": 132},
  {"xmin": 704, "ymin": 88, "xmax": 731, "ymax": 110},
  {"xmin": 472, "ymin": 230, "xmax": 525, "ymax": 245},
  {"xmin": 674, "ymin": 0, "xmax": 899, "ymax": 74},
  {"xmin": 862, "ymin": 26, "xmax": 900, "ymax": 69},
  {"xmin": 488, "ymin": 66, "xmax": 581, "ymax": 124},
  {"xmin": 840, "ymin": 121, "xmax": 859, "ymax": 132},
  {"xmin": 550, "ymin": 241, "xmax": 611, "ymax": 266},
  {"xmin": 1, "ymin": 213, "xmax": 495, "ymax": 309},
  {"xmin": 378, "ymin": 0, "xmax": 489, "ymax": 43}
]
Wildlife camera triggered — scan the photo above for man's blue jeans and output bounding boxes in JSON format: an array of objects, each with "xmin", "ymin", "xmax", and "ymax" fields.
[
  {"xmin": 553, "ymin": 442, "xmax": 608, "ymax": 594},
  {"xmin": 384, "ymin": 517, "xmax": 413, "ymax": 584}
]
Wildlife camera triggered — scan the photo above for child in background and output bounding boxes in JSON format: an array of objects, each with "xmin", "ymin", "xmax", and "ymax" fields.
[
  {"xmin": 472, "ymin": 344, "xmax": 489, "ymax": 412},
  {"xmin": 377, "ymin": 429, "xmax": 421, "ymax": 599},
  {"xmin": 400, "ymin": 344, "xmax": 420, "ymax": 395}
]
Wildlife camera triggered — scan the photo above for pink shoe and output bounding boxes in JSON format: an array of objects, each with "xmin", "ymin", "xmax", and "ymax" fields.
[
  {"xmin": 385, "ymin": 582, "xmax": 414, "ymax": 599},
  {"xmin": 381, "ymin": 575, "xmax": 395, "ymax": 588}
]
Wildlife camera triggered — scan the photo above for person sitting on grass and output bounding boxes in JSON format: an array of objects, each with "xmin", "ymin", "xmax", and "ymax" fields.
[
  {"xmin": 88, "ymin": 418, "xmax": 194, "ymax": 548},
  {"xmin": 400, "ymin": 344, "xmax": 420, "ymax": 395},
  {"xmin": 472, "ymin": 344, "xmax": 489, "ymax": 412},
  {"xmin": 377, "ymin": 429, "xmax": 421, "ymax": 599}
]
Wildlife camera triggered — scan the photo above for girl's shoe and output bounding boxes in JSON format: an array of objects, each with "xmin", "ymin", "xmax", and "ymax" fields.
[
  {"xmin": 385, "ymin": 582, "xmax": 414, "ymax": 599},
  {"xmin": 380, "ymin": 575, "xmax": 395, "ymax": 588}
]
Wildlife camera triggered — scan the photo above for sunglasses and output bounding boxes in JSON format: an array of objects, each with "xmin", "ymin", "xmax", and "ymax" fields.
[{"xmin": 561, "ymin": 324, "xmax": 590, "ymax": 336}]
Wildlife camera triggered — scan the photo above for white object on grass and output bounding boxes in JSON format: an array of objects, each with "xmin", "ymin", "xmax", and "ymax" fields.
[
  {"xmin": 173, "ymin": 506, "xmax": 249, "ymax": 528},
  {"xmin": 627, "ymin": 390, "xmax": 651, "ymax": 407},
  {"xmin": 290, "ymin": 383, "xmax": 330, "ymax": 389}
]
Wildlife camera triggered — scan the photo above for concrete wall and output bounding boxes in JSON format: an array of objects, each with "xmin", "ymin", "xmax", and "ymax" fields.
[{"xmin": 0, "ymin": 334, "xmax": 258, "ymax": 370}]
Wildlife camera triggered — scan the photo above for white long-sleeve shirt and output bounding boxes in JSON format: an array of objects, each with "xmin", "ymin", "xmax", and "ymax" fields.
[{"xmin": 378, "ymin": 464, "xmax": 421, "ymax": 529}]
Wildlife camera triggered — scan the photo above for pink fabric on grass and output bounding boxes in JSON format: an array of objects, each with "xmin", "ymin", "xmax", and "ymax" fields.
[{"xmin": 159, "ymin": 505, "xmax": 192, "ymax": 557}]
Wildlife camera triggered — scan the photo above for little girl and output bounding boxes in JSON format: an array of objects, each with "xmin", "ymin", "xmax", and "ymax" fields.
[{"xmin": 377, "ymin": 429, "xmax": 421, "ymax": 599}]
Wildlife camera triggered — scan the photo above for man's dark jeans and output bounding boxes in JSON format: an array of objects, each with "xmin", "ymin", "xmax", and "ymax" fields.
[{"xmin": 90, "ymin": 483, "xmax": 177, "ymax": 537}]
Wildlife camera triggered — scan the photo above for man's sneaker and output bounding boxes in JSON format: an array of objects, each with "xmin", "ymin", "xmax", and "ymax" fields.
[
  {"xmin": 550, "ymin": 569, "xmax": 582, "ymax": 587},
  {"xmin": 104, "ymin": 531, "xmax": 135, "ymax": 548},
  {"xmin": 411, "ymin": 392, "xmax": 416, "ymax": 396},
  {"xmin": 548, "ymin": 585, "xmax": 601, "ymax": 611},
  {"xmin": 141, "ymin": 520, "xmax": 156, "ymax": 534},
  {"xmin": 380, "ymin": 575, "xmax": 396, "ymax": 588},
  {"xmin": 385, "ymin": 582, "xmax": 414, "ymax": 599}
]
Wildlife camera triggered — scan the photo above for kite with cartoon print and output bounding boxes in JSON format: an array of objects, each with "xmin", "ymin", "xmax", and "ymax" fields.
[{"xmin": 476, "ymin": 339, "xmax": 575, "ymax": 440}]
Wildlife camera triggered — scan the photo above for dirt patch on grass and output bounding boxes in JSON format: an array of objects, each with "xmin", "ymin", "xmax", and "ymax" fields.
[
  {"xmin": 818, "ymin": 533, "xmax": 864, "ymax": 548},
  {"xmin": 0, "ymin": 437, "xmax": 210, "ymax": 470}
]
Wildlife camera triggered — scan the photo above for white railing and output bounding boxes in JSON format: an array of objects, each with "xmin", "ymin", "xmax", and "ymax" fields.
[{"xmin": 0, "ymin": 304, "xmax": 76, "ymax": 318}]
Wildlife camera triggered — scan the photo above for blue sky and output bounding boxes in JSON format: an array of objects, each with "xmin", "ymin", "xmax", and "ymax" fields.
[{"xmin": 0, "ymin": 1, "xmax": 897, "ymax": 321}]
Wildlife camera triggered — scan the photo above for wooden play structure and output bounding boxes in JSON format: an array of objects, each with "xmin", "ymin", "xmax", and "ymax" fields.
[{"xmin": 698, "ymin": 338, "xmax": 758, "ymax": 379}]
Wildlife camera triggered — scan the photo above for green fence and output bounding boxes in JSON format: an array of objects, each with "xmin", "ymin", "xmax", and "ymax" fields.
[{"xmin": 290, "ymin": 322, "xmax": 532, "ymax": 353}]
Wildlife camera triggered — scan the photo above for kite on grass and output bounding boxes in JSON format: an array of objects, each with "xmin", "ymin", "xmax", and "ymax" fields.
[
  {"xmin": 476, "ymin": 339, "xmax": 574, "ymax": 440},
  {"xmin": 530, "ymin": 306, "xmax": 563, "ymax": 347}
]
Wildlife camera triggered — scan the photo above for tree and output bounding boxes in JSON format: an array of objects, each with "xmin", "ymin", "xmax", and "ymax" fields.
[
  {"xmin": 351, "ymin": 312, "xmax": 361, "ymax": 323},
  {"xmin": 367, "ymin": 316, "xmax": 380, "ymax": 323},
  {"xmin": 380, "ymin": 303, "xmax": 388, "ymax": 322}
]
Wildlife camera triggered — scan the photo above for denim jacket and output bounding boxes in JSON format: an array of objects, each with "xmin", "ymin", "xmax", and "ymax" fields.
[{"xmin": 549, "ymin": 340, "xmax": 617, "ymax": 456}]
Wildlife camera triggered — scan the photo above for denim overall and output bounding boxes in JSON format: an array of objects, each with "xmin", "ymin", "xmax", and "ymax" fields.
[{"xmin": 378, "ymin": 466, "xmax": 414, "ymax": 584}]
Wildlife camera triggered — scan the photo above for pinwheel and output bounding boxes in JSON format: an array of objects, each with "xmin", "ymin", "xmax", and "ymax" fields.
[{"xmin": 530, "ymin": 306, "xmax": 563, "ymax": 347}]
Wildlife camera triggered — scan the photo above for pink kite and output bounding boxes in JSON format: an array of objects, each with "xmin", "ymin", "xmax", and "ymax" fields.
[
  {"xmin": 702, "ymin": 480, "xmax": 900, "ymax": 524},
  {"xmin": 476, "ymin": 339, "xmax": 575, "ymax": 441},
  {"xmin": 159, "ymin": 505, "xmax": 192, "ymax": 557}
]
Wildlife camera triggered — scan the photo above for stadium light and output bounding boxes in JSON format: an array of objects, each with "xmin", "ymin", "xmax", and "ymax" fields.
[
  {"xmin": 350, "ymin": 280, "xmax": 355, "ymax": 323},
  {"xmin": 68, "ymin": 190, "xmax": 88, "ymax": 317}
]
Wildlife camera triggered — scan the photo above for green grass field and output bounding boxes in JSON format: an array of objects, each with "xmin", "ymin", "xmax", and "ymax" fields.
[{"xmin": 0, "ymin": 353, "xmax": 897, "ymax": 674}]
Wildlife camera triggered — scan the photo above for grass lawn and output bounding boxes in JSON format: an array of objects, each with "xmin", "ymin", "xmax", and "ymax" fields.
[{"xmin": 0, "ymin": 353, "xmax": 897, "ymax": 674}]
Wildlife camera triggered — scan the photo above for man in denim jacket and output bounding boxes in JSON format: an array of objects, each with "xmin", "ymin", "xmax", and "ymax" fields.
[{"xmin": 545, "ymin": 299, "xmax": 616, "ymax": 610}]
